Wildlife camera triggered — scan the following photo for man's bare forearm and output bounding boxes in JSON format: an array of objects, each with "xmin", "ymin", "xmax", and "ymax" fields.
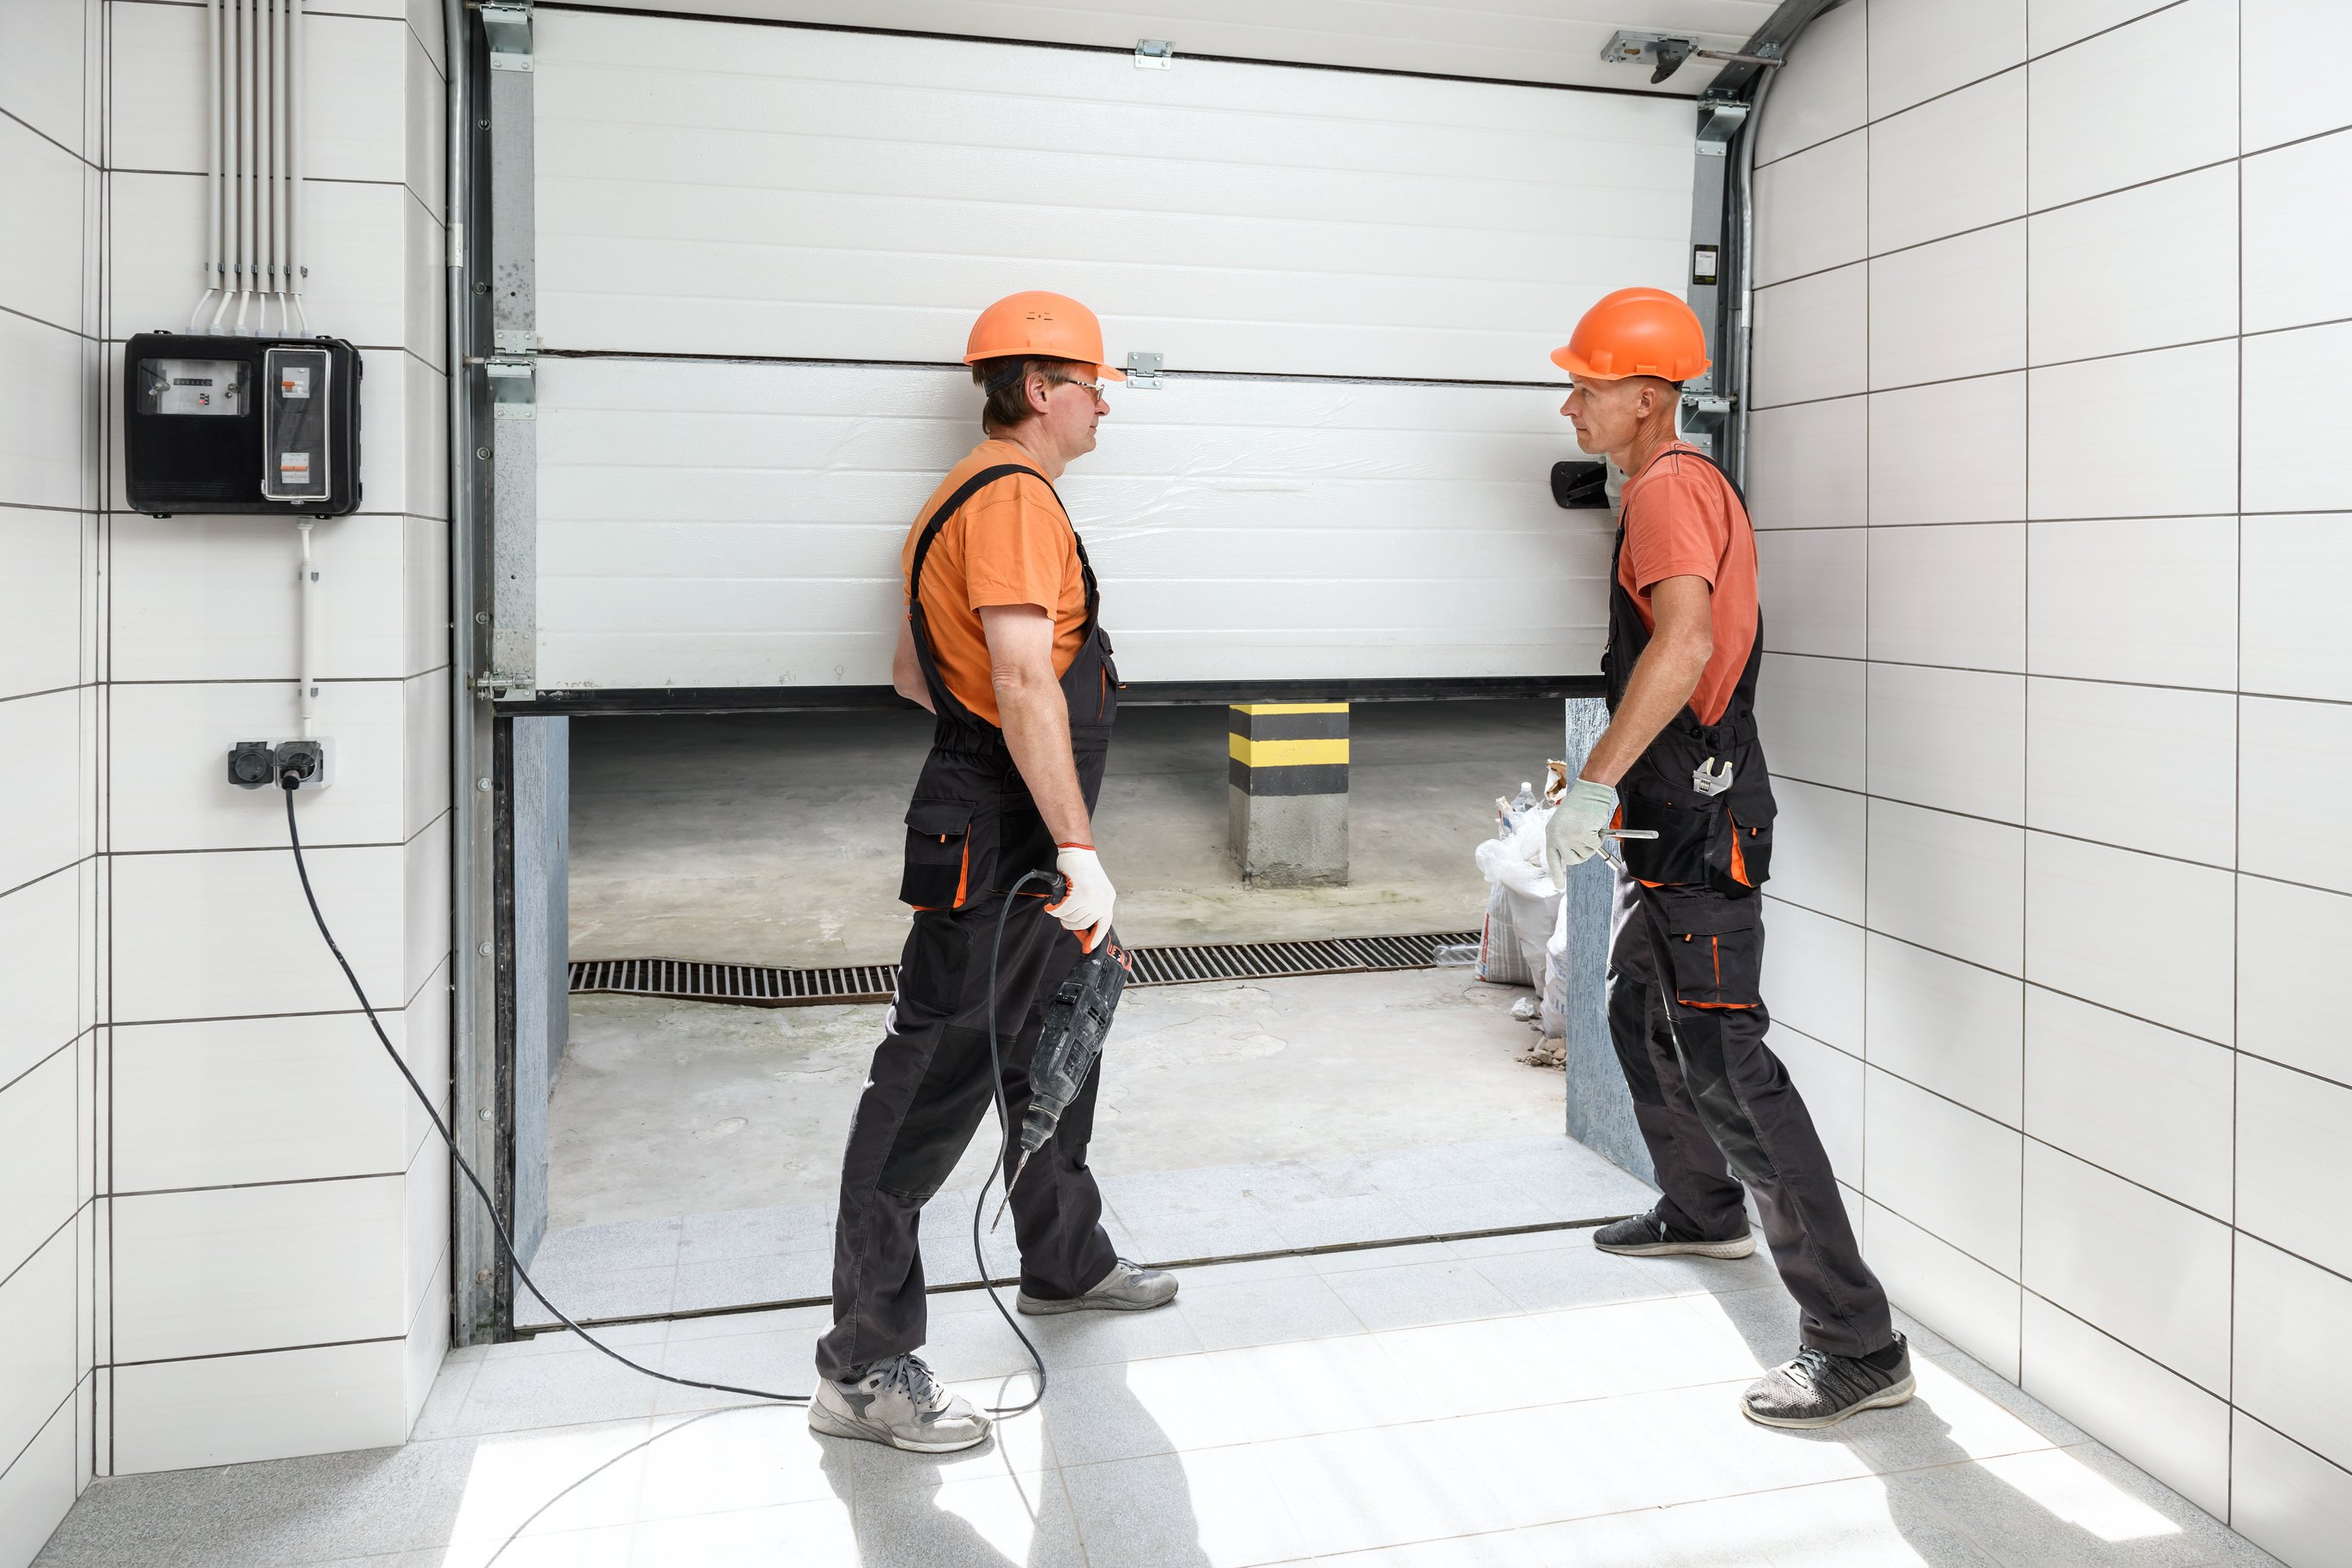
[
  {"xmin": 1582, "ymin": 637, "xmax": 1709, "ymax": 787},
  {"xmin": 996, "ymin": 675, "xmax": 1094, "ymax": 844}
]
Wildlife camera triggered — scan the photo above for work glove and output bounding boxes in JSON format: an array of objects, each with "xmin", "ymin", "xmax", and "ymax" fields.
[
  {"xmin": 1543, "ymin": 779, "xmax": 1620, "ymax": 889},
  {"xmin": 1048, "ymin": 844, "xmax": 1115, "ymax": 951}
]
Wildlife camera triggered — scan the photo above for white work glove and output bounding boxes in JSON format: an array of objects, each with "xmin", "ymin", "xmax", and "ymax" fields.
[
  {"xmin": 1048, "ymin": 844, "xmax": 1115, "ymax": 951},
  {"xmin": 1543, "ymin": 779, "xmax": 1620, "ymax": 888}
]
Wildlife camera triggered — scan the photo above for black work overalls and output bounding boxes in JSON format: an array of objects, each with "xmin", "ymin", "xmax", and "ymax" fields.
[
  {"xmin": 1601, "ymin": 442, "xmax": 1893, "ymax": 1360},
  {"xmin": 817, "ymin": 462, "xmax": 1122, "ymax": 1382}
]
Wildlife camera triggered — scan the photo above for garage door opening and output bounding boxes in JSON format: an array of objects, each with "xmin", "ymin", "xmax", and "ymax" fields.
[{"xmin": 481, "ymin": 3, "xmax": 1700, "ymax": 1334}]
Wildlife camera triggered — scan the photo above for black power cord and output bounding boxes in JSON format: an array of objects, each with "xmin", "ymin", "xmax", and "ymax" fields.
[{"xmin": 279, "ymin": 775, "xmax": 1054, "ymax": 1417}]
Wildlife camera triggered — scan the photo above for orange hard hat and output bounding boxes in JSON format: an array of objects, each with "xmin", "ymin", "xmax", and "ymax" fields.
[
  {"xmin": 964, "ymin": 291, "xmax": 1125, "ymax": 381},
  {"xmin": 1550, "ymin": 288, "xmax": 1711, "ymax": 383}
]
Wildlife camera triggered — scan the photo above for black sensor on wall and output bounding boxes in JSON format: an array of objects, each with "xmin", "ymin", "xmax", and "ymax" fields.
[
  {"xmin": 124, "ymin": 332, "xmax": 363, "ymax": 518},
  {"xmin": 1551, "ymin": 459, "xmax": 1608, "ymax": 509}
]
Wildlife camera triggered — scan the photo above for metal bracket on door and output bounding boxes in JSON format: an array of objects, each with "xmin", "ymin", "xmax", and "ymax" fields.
[
  {"xmin": 1125, "ymin": 350, "xmax": 1164, "ymax": 389},
  {"xmin": 480, "ymin": 0, "xmax": 532, "ymax": 71},
  {"xmin": 1134, "ymin": 39, "xmax": 1173, "ymax": 69}
]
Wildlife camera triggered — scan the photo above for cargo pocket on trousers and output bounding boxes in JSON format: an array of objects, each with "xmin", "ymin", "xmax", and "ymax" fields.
[
  {"xmin": 1654, "ymin": 890, "xmax": 1762, "ymax": 1011},
  {"xmin": 899, "ymin": 799, "xmax": 975, "ymax": 909}
]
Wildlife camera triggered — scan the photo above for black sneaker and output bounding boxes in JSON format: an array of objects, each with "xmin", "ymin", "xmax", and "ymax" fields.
[
  {"xmin": 1741, "ymin": 1335, "xmax": 1915, "ymax": 1429},
  {"xmin": 1591, "ymin": 1207, "xmax": 1757, "ymax": 1260}
]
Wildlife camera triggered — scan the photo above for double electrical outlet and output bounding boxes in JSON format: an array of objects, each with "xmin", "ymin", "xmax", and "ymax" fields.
[{"xmin": 228, "ymin": 738, "xmax": 336, "ymax": 792}]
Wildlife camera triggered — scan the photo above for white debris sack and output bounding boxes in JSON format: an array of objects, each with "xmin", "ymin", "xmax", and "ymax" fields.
[
  {"xmin": 1539, "ymin": 895, "xmax": 1571, "ymax": 1039},
  {"xmin": 1473, "ymin": 807, "xmax": 1561, "ymax": 988}
]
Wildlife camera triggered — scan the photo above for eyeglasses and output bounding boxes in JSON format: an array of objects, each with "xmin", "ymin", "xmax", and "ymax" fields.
[{"xmin": 1044, "ymin": 374, "xmax": 1107, "ymax": 400}]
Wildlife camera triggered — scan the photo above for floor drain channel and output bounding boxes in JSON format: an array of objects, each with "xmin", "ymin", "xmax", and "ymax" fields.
[{"xmin": 571, "ymin": 931, "xmax": 1477, "ymax": 1007}]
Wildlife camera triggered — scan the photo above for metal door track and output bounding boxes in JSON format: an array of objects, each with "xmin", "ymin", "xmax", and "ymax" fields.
[{"xmin": 570, "ymin": 930, "xmax": 1476, "ymax": 1007}]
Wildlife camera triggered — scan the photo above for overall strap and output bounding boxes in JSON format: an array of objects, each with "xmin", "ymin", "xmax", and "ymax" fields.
[{"xmin": 906, "ymin": 464, "xmax": 1053, "ymax": 605}]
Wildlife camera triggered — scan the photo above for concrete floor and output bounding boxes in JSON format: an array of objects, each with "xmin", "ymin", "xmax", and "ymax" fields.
[
  {"xmin": 40, "ymin": 1223, "xmax": 2281, "ymax": 1568},
  {"xmin": 566, "ymin": 700, "xmax": 1565, "ymax": 965}
]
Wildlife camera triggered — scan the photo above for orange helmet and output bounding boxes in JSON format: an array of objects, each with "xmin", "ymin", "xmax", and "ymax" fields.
[
  {"xmin": 1550, "ymin": 288, "xmax": 1710, "ymax": 383},
  {"xmin": 964, "ymin": 291, "xmax": 1125, "ymax": 381}
]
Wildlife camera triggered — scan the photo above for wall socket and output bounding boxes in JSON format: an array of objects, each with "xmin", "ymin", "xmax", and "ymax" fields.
[{"xmin": 227, "ymin": 738, "xmax": 336, "ymax": 791}]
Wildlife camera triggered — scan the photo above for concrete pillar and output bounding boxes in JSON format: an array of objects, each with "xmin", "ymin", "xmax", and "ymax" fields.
[
  {"xmin": 1560, "ymin": 696, "xmax": 1656, "ymax": 1185},
  {"xmin": 1228, "ymin": 702, "xmax": 1349, "ymax": 887}
]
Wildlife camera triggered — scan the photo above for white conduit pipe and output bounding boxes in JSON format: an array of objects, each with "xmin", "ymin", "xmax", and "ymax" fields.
[{"xmin": 198, "ymin": 0, "xmax": 306, "ymax": 335}]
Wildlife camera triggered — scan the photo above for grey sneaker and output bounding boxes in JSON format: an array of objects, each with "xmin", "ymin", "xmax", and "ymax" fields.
[
  {"xmin": 1016, "ymin": 1257, "xmax": 1178, "ymax": 1316},
  {"xmin": 1741, "ymin": 1336, "xmax": 1915, "ymax": 1429},
  {"xmin": 1592, "ymin": 1207, "xmax": 1757, "ymax": 1259},
  {"xmin": 808, "ymin": 1353, "xmax": 991, "ymax": 1453}
]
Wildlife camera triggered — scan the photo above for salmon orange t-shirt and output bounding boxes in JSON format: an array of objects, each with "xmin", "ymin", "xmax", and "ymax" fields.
[
  {"xmin": 1616, "ymin": 442, "xmax": 1759, "ymax": 727},
  {"xmin": 902, "ymin": 440, "xmax": 1090, "ymax": 726}
]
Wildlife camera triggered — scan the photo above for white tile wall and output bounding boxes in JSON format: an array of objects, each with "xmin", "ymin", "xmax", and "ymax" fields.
[
  {"xmin": 1746, "ymin": 397, "xmax": 1867, "ymax": 531},
  {"xmin": 2025, "ymin": 515, "xmax": 2238, "ymax": 690},
  {"xmin": 1867, "ymin": 523, "xmax": 2024, "ymax": 671},
  {"xmin": 2231, "ymin": 1413, "xmax": 2352, "ymax": 1568},
  {"xmin": 2021, "ymin": 1294, "xmax": 2232, "ymax": 1516},
  {"xmin": 1763, "ymin": 778, "xmax": 1866, "ymax": 925},
  {"xmin": 109, "ymin": 1011, "xmax": 425, "ymax": 1193},
  {"xmin": 0, "ymin": 870, "xmax": 84, "ymax": 1089},
  {"xmin": 1754, "ymin": 131, "xmax": 1866, "ymax": 289},
  {"xmin": 2241, "ymin": 131, "xmax": 2352, "ymax": 336},
  {"xmin": 1754, "ymin": 653, "xmax": 1863, "ymax": 791},
  {"xmin": 2240, "ymin": 0, "xmax": 2352, "ymax": 153},
  {"xmin": 1867, "ymin": 69, "xmax": 2027, "ymax": 256},
  {"xmin": 1756, "ymin": 527, "xmax": 1866, "ymax": 659},
  {"xmin": 2241, "ymin": 516, "xmax": 2352, "ymax": 702},
  {"xmin": 2237, "ymin": 877, "xmax": 2352, "ymax": 1086},
  {"xmin": 1867, "ymin": 800, "xmax": 2024, "ymax": 975},
  {"xmin": 1762, "ymin": 895, "xmax": 1864, "ymax": 1055},
  {"xmin": 112, "ymin": 1177, "xmax": 410, "ymax": 1364},
  {"xmin": 1869, "ymin": 0, "xmax": 2025, "ymax": 119},
  {"xmin": 1866, "ymin": 932, "xmax": 2024, "ymax": 1126},
  {"xmin": 1865, "ymin": 1070, "xmax": 2022, "ymax": 1275},
  {"xmin": 1773, "ymin": 1026, "xmax": 1863, "ymax": 1181},
  {"xmin": 1868, "ymin": 374, "xmax": 2027, "ymax": 527},
  {"xmin": 0, "ymin": 508, "xmax": 88, "ymax": 702},
  {"xmin": 1863, "ymin": 1197, "xmax": 2021, "ymax": 1380},
  {"xmin": 2024, "ymin": 986, "xmax": 2233, "ymax": 1217},
  {"xmin": 0, "ymin": 1229, "xmax": 77, "ymax": 1485},
  {"xmin": 2236, "ymin": 1057, "xmax": 2352, "ymax": 1280},
  {"xmin": 0, "ymin": 1402, "xmax": 76, "ymax": 1568},
  {"xmin": 2026, "ymin": 0, "xmax": 2239, "ymax": 210},
  {"xmin": 2025, "ymin": 678, "xmax": 2236, "ymax": 865},
  {"xmin": 0, "ymin": 0, "xmax": 89, "ymax": 154},
  {"xmin": 1866, "ymin": 664, "xmax": 2024, "ymax": 821},
  {"xmin": 2242, "ymin": 321, "xmax": 2352, "ymax": 514},
  {"xmin": 2028, "ymin": 164, "xmax": 2238, "ymax": 365},
  {"xmin": 0, "ymin": 114, "xmax": 87, "ymax": 334},
  {"xmin": 2021, "ymin": 1142, "xmax": 2233, "ymax": 1394},
  {"xmin": 1748, "ymin": 15, "xmax": 2346, "ymax": 1543},
  {"xmin": 0, "ymin": 315, "xmax": 93, "ymax": 513},
  {"xmin": 1869, "ymin": 222, "xmax": 2027, "ymax": 391},
  {"xmin": 112, "ymin": 1339, "xmax": 412, "ymax": 1475},
  {"xmin": 2240, "ymin": 696, "xmax": 2352, "ymax": 896},
  {"xmin": 2024, "ymin": 832, "xmax": 2235, "ymax": 1044},
  {"xmin": 2233, "ymin": 1237, "xmax": 2352, "ymax": 1474},
  {"xmin": 1750, "ymin": 263, "xmax": 1868, "ymax": 410},
  {"xmin": 0, "ymin": 1051, "xmax": 77, "ymax": 1284},
  {"xmin": 2027, "ymin": 339, "xmax": 2238, "ymax": 519},
  {"xmin": 1754, "ymin": 0, "xmax": 1868, "ymax": 166}
]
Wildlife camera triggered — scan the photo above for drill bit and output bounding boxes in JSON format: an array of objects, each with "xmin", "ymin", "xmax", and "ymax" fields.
[{"xmin": 990, "ymin": 1151, "xmax": 1033, "ymax": 1233}]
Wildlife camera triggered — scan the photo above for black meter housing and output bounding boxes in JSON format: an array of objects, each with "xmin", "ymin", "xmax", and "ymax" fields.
[{"xmin": 124, "ymin": 332, "xmax": 363, "ymax": 517}]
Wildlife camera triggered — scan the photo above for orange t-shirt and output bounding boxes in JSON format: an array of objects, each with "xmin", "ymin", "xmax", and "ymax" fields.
[
  {"xmin": 1617, "ymin": 442, "xmax": 1759, "ymax": 727},
  {"xmin": 902, "ymin": 440, "xmax": 1089, "ymax": 726}
]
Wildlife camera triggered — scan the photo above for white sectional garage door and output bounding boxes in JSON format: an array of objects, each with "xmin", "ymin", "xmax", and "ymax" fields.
[{"xmin": 529, "ymin": 7, "xmax": 1695, "ymax": 694}]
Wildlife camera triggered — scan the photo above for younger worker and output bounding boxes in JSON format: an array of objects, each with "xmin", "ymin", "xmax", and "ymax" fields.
[
  {"xmin": 811, "ymin": 292, "xmax": 1177, "ymax": 1455},
  {"xmin": 1546, "ymin": 289, "xmax": 1911, "ymax": 1429}
]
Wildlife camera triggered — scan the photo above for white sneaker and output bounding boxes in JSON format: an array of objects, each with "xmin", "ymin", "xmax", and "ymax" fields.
[
  {"xmin": 808, "ymin": 1353, "xmax": 991, "ymax": 1453},
  {"xmin": 1017, "ymin": 1257, "xmax": 1179, "ymax": 1315}
]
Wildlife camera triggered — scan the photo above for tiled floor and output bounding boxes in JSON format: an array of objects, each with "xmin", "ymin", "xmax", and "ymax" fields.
[
  {"xmin": 516, "ymin": 1135, "xmax": 1652, "ymax": 1328},
  {"xmin": 42, "ymin": 1226, "xmax": 2277, "ymax": 1567}
]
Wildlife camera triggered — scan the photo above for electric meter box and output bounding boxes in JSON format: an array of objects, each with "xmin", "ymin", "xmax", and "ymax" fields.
[{"xmin": 123, "ymin": 332, "xmax": 363, "ymax": 517}]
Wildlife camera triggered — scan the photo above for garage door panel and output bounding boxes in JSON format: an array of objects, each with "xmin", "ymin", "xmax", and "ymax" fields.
[
  {"xmin": 536, "ymin": 11, "xmax": 1693, "ymax": 376},
  {"xmin": 534, "ymin": 357, "xmax": 1605, "ymax": 690}
]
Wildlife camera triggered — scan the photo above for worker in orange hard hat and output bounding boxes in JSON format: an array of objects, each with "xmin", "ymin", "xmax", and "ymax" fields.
[
  {"xmin": 1548, "ymin": 287, "xmax": 1910, "ymax": 1431},
  {"xmin": 811, "ymin": 291, "xmax": 1173, "ymax": 1455}
]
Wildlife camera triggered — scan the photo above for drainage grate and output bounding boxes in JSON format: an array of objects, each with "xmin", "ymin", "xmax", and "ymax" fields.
[{"xmin": 570, "ymin": 931, "xmax": 1476, "ymax": 1007}]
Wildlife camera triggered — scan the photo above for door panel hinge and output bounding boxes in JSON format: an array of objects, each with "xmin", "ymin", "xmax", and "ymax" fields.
[
  {"xmin": 481, "ymin": 0, "xmax": 532, "ymax": 71},
  {"xmin": 1134, "ymin": 39, "xmax": 1173, "ymax": 69}
]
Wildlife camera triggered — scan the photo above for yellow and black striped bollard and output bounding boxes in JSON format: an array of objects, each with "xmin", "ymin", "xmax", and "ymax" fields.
[{"xmin": 1227, "ymin": 702, "xmax": 1348, "ymax": 887}]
